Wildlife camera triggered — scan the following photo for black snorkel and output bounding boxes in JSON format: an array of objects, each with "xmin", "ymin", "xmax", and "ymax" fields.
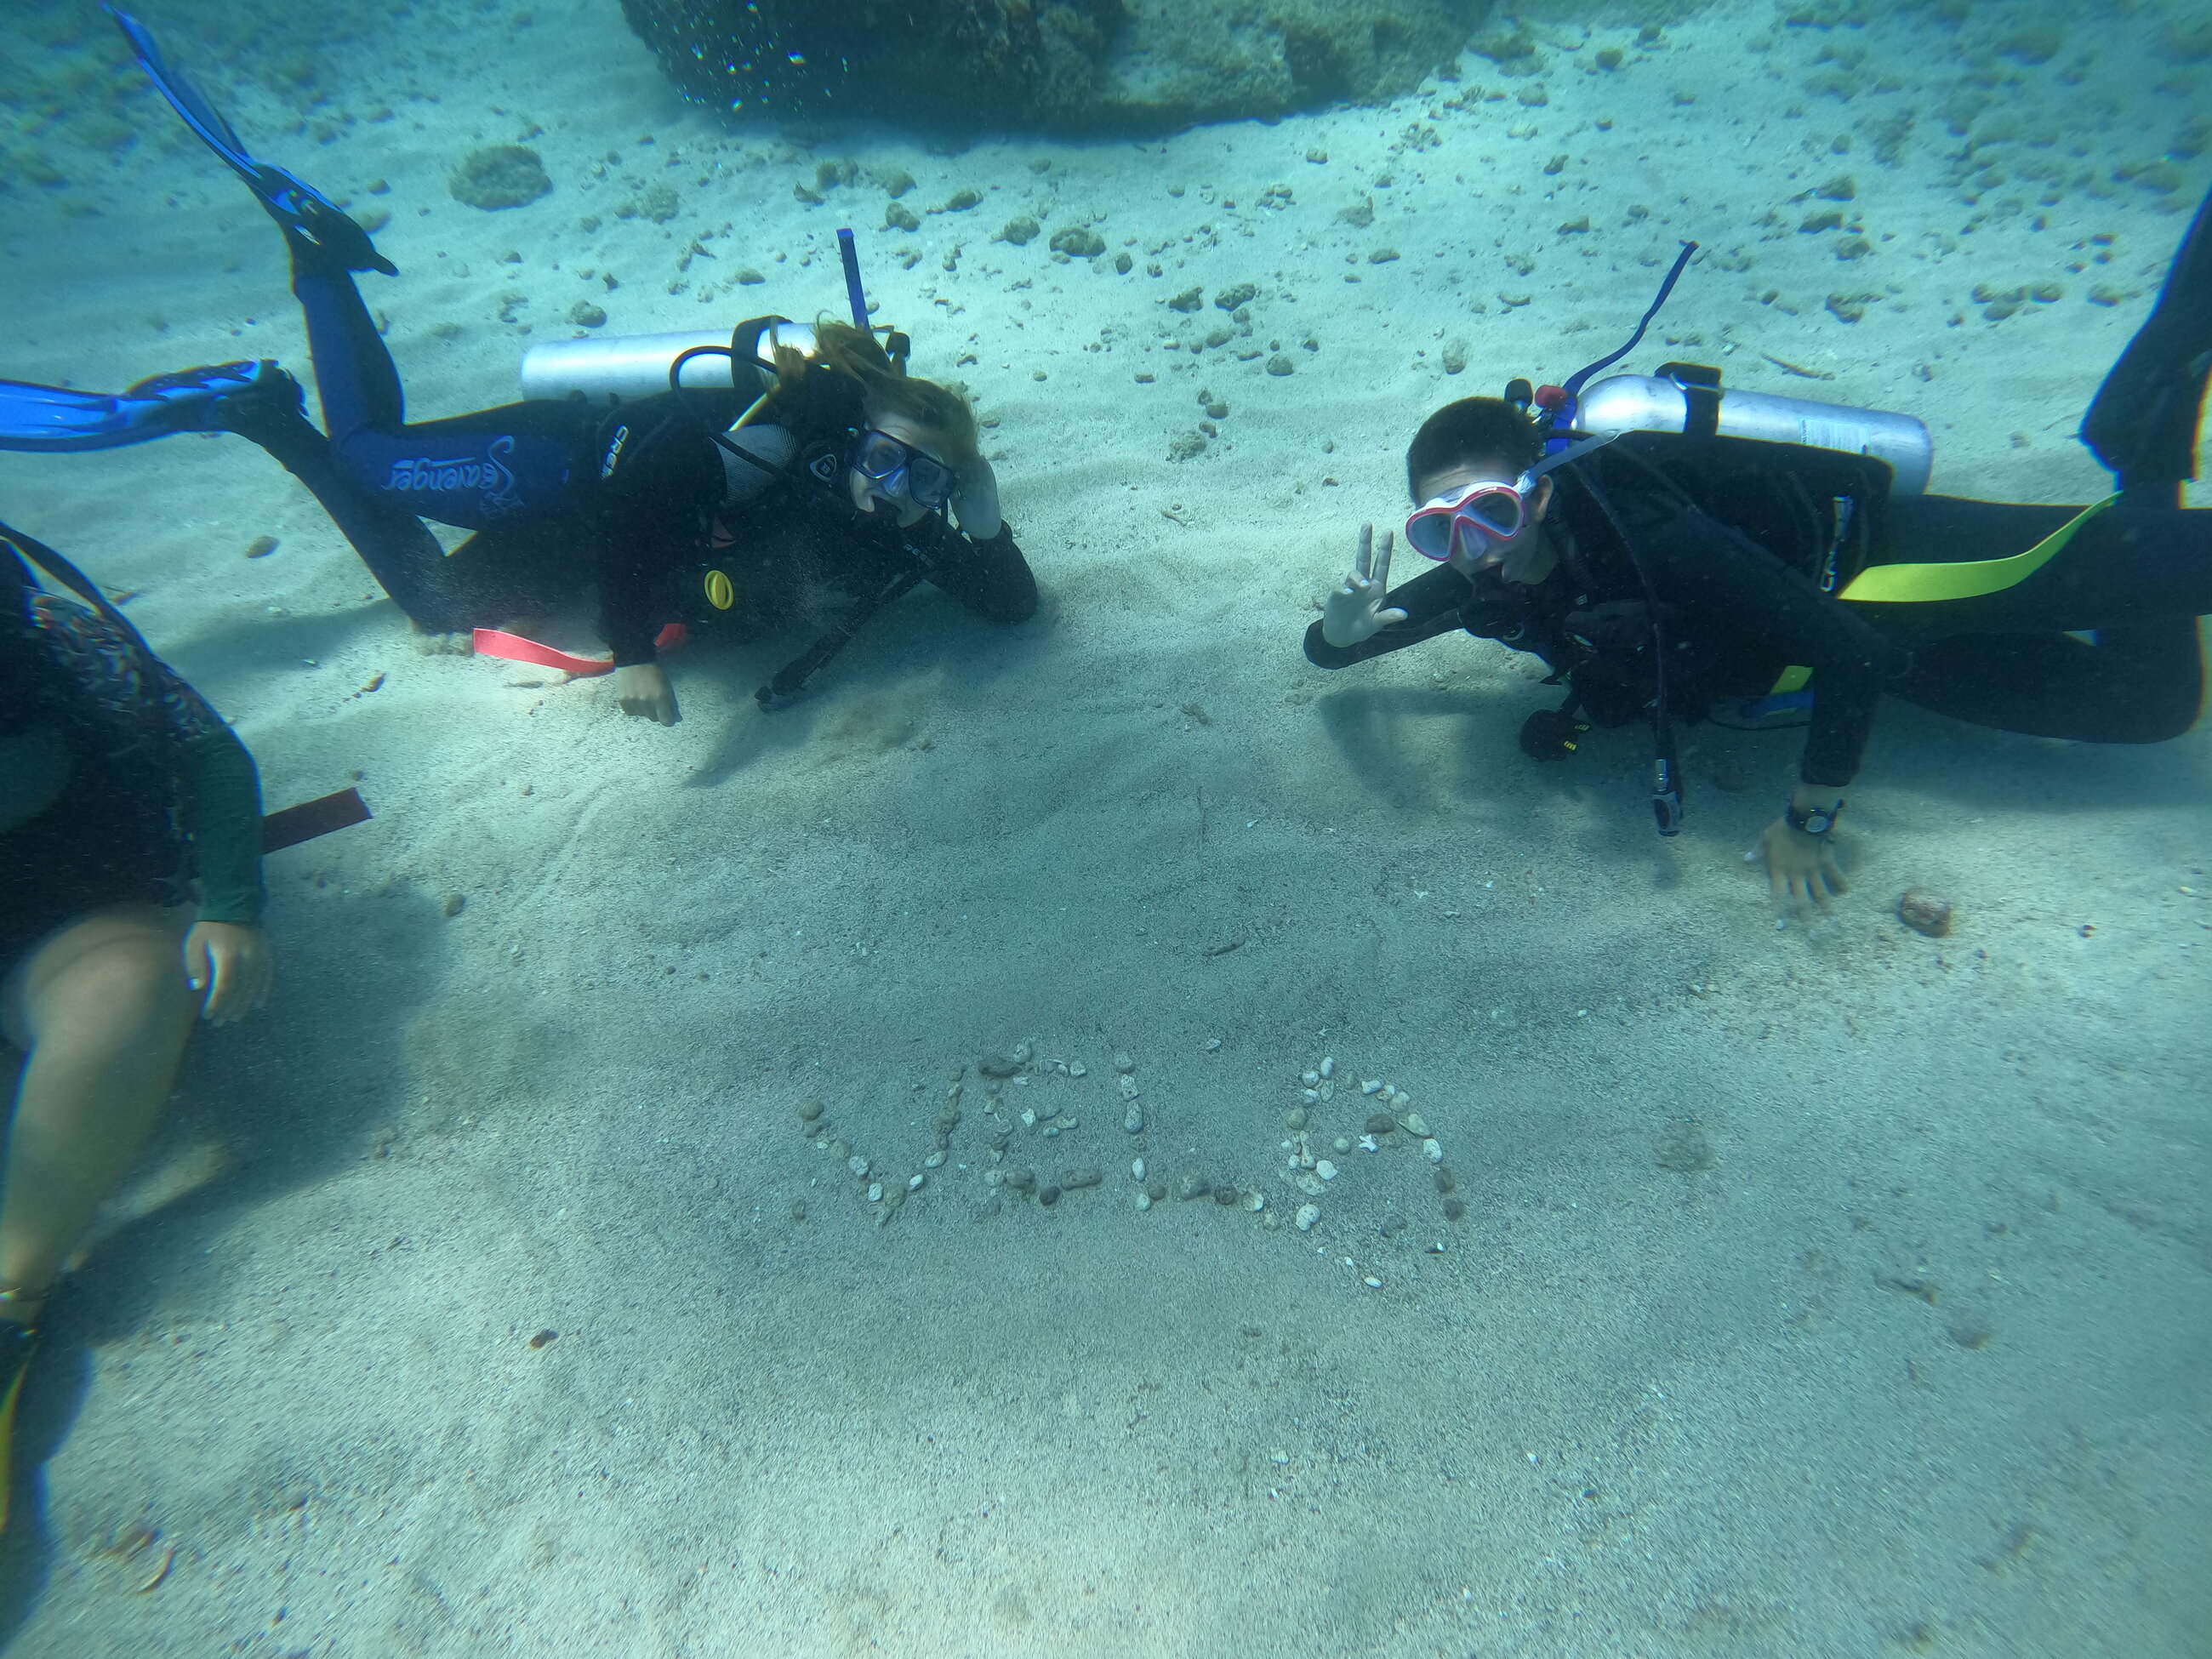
[{"xmin": 1523, "ymin": 240, "xmax": 1699, "ymax": 836}]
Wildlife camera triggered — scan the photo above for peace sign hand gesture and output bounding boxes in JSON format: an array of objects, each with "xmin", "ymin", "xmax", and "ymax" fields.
[{"xmin": 1320, "ymin": 524, "xmax": 1411, "ymax": 648}]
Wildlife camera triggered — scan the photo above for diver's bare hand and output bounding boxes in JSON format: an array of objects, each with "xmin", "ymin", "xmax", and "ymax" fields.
[
  {"xmin": 184, "ymin": 921, "xmax": 272, "ymax": 1024},
  {"xmin": 614, "ymin": 663, "xmax": 680, "ymax": 727},
  {"xmin": 1320, "ymin": 525, "xmax": 1410, "ymax": 647},
  {"xmin": 1756, "ymin": 816, "xmax": 1848, "ymax": 914}
]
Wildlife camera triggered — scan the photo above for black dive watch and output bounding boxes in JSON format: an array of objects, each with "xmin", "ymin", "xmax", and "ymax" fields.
[{"xmin": 1785, "ymin": 797, "xmax": 1844, "ymax": 836}]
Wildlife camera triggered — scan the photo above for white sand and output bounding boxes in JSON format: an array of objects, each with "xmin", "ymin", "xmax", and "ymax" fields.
[{"xmin": 2, "ymin": 0, "xmax": 2209, "ymax": 1652}]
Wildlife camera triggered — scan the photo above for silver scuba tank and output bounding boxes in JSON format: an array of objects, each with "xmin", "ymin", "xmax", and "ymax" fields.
[
  {"xmin": 1576, "ymin": 372, "xmax": 1933, "ymax": 494},
  {"xmin": 517, "ymin": 319, "xmax": 822, "ymax": 406}
]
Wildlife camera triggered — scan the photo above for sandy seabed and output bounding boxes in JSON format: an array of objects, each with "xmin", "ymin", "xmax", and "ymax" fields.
[{"xmin": 1, "ymin": 0, "xmax": 2209, "ymax": 1652}]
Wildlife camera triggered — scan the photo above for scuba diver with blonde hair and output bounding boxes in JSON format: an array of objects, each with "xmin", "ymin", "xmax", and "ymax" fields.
[
  {"xmin": 0, "ymin": 9, "xmax": 1035, "ymax": 726},
  {"xmin": 1308, "ymin": 192, "xmax": 2212, "ymax": 914}
]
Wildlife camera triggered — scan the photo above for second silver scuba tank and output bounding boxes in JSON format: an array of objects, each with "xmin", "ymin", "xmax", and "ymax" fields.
[
  {"xmin": 517, "ymin": 319, "xmax": 824, "ymax": 407},
  {"xmin": 1576, "ymin": 369, "xmax": 1933, "ymax": 495}
]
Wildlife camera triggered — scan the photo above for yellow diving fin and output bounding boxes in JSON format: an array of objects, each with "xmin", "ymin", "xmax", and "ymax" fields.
[{"xmin": 1839, "ymin": 496, "xmax": 2118, "ymax": 604}]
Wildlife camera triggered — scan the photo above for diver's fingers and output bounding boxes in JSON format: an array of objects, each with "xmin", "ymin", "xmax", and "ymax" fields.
[
  {"xmin": 1376, "ymin": 607, "xmax": 1409, "ymax": 627},
  {"xmin": 1792, "ymin": 867, "xmax": 1819, "ymax": 913},
  {"xmin": 202, "ymin": 939, "xmax": 237, "ymax": 1023},
  {"xmin": 1354, "ymin": 523, "xmax": 1375, "ymax": 583},
  {"xmin": 1823, "ymin": 860, "xmax": 1850, "ymax": 897},
  {"xmin": 1371, "ymin": 529, "xmax": 1397, "ymax": 594}
]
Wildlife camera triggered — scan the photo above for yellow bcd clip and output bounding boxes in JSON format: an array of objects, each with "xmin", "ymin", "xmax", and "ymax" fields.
[{"xmin": 704, "ymin": 568, "xmax": 735, "ymax": 611}]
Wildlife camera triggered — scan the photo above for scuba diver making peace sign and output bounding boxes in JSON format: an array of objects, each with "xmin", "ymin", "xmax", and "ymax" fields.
[{"xmin": 1311, "ymin": 195, "xmax": 2212, "ymax": 913}]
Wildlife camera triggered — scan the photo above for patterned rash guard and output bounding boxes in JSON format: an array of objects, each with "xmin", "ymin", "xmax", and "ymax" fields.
[{"xmin": 0, "ymin": 596, "xmax": 264, "ymax": 961}]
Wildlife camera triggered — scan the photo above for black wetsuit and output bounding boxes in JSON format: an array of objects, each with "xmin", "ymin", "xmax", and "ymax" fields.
[
  {"xmin": 1306, "ymin": 454, "xmax": 2212, "ymax": 786},
  {"xmin": 229, "ymin": 258, "xmax": 1037, "ymax": 679},
  {"xmin": 1307, "ymin": 187, "xmax": 2212, "ymax": 792}
]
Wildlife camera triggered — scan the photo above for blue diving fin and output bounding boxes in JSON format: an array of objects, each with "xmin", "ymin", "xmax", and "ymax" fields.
[
  {"xmin": 0, "ymin": 361, "xmax": 305, "ymax": 453},
  {"xmin": 105, "ymin": 5, "xmax": 398, "ymax": 277}
]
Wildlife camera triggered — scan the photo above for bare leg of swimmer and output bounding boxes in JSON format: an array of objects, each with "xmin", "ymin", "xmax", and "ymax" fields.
[{"xmin": 0, "ymin": 904, "xmax": 197, "ymax": 1316}]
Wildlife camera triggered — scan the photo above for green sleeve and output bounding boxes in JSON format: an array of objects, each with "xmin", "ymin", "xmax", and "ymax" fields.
[{"xmin": 179, "ymin": 726, "xmax": 266, "ymax": 925}]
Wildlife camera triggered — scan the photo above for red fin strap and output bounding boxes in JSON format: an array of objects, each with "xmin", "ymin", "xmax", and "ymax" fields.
[{"xmin": 470, "ymin": 624, "xmax": 687, "ymax": 678}]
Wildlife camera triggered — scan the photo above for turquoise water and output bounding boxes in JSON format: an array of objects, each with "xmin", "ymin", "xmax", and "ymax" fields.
[{"xmin": 1, "ymin": 0, "xmax": 2207, "ymax": 1652}]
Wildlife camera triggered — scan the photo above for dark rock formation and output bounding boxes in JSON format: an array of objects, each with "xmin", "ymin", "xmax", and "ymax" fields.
[
  {"xmin": 618, "ymin": 0, "xmax": 1483, "ymax": 132},
  {"xmin": 619, "ymin": 0, "xmax": 1121, "ymax": 127},
  {"xmin": 1096, "ymin": 0, "xmax": 1483, "ymax": 127},
  {"xmin": 450, "ymin": 145, "xmax": 554, "ymax": 210}
]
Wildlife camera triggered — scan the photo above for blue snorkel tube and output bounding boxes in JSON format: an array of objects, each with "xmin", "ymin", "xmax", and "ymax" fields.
[
  {"xmin": 1541, "ymin": 240, "xmax": 1699, "ymax": 446},
  {"xmin": 836, "ymin": 225, "xmax": 911, "ymax": 371}
]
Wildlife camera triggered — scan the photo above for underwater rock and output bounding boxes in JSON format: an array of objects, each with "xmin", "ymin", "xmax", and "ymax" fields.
[
  {"xmin": 450, "ymin": 145, "xmax": 553, "ymax": 210},
  {"xmin": 619, "ymin": 0, "xmax": 1479, "ymax": 131},
  {"xmin": 998, "ymin": 215, "xmax": 1042, "ymax": 245},
  {"xmin": 1899, "ymin": 891, "xmax": 1955, "ymax": 938},
  {"xmin": 1049, "ymin": 225, "xmax": 1106, "ymax": 257},
  {"xmin": 622, "ymin": 184, "xmax": 681, "ymax": 225}
]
